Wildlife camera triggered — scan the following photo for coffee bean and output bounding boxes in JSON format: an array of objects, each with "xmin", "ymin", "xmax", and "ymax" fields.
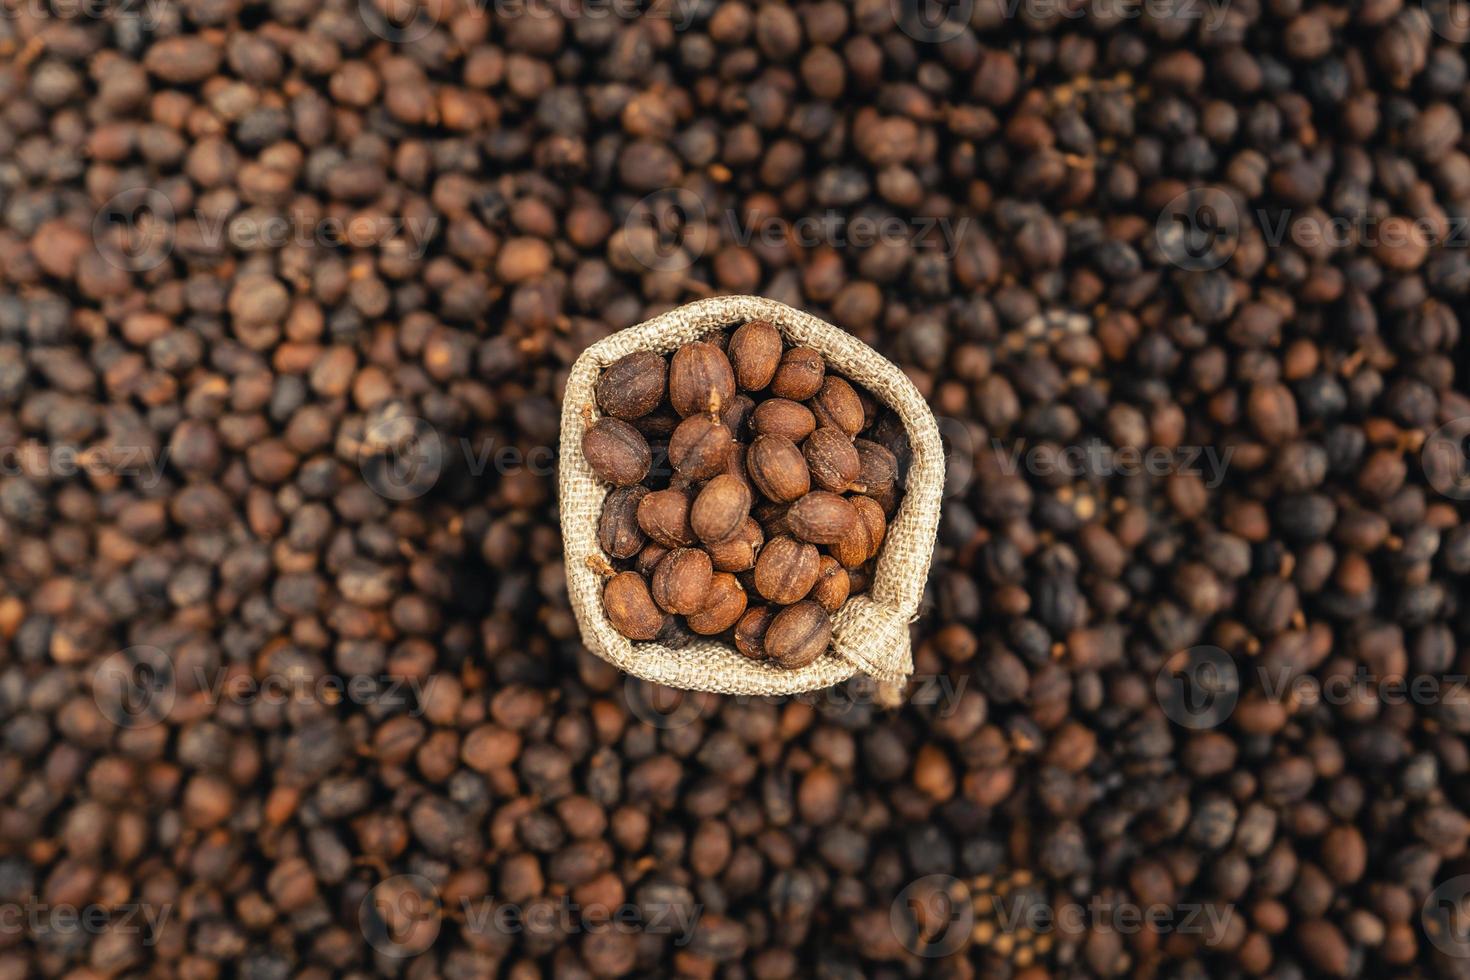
[
  {"xmin": 595, "ymin": 351, "xmax": 667, "ymax": 420},
  {"xmin": 637, "ymin": 488, "xmax": 696, "ymax": 548},
  {"xmin": 734, "ymin": 605, "xmax": 777, "ymax": 659},
  {"xmin": 598, "ymin": 486, "xmax": 648, "ymax": 559},
  {"xmin": 811, "ymin": 556, "xmax": 851, "ymax": 614},
  {"xmin": 751, "ymin": 399, "xmax": 817, "ymax": 442},
  {"xmin": 748, "ymin": 434, "xmax": 812, "ymax": 503},
  {"xmin": 651, "ymin": 547, "xmax": 713, "ymax": 616},
  {"xmin": 691, "ymin": 474, "xmax": 753, "ymax": 544},
  {"xmin": 805, "ymin": 428, "xmax": 861, "ymax": 492},
  {"xmin": 728, "ymin": 320, "xmax": 783, "ymax": 391},
  {"xmin": 706, "ymin": 517, "xmax": 764, "ymax": 572},
  {"xmin": 770, "ymin": 347, "xmax": 826, "ymax": 400},
  {"xmin": 582, "ymin": 418, "xmax": 652, "ymax": 486},
  {"xmin": 764, "ymin": 601, "xmax": 832, "ymax": 669},
  {"xmin": 686, "ymin": 572, "xmax": 748, "ymax": 635},
  {"xmin": 669, "ymin": 341, "xmax": 736, "ymax": 417},
  {"xmin": 754, "ymin": 536, "xmax": 821, "ymax": 605},
  {"xmin": 668, "ymin": 414, "xmax": 732, "ymax": 480},
  {"xmin": 604, "ymin": 572, "xmax": 665, "ymax": 641},
  {"xmin": 786, "ymin": 491, "xmax": 859, "ymax": 545},
  {"xmin": 808, "ymin": 376, "xmax": 864, "ymax": 437}
]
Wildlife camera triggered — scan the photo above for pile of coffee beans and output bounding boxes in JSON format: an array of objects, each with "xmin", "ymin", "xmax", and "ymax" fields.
[
  {"xmin": 6, "ymin": 0, "xmax": 1470, "ymax": 976},
  {"xmin": 586, "ymin": 324, "xmax": 902, "ymax": 667}
]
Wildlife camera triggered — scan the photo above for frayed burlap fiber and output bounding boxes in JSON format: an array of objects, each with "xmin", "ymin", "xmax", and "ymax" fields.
[{"xmin": 558, "ymin": 296, "xmax": 944, "ymax": 697}]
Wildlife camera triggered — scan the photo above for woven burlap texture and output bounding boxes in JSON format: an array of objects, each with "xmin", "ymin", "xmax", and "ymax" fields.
[{"xmin": 559, "ymin": 296, "xmax": 944, "ymax": 696}]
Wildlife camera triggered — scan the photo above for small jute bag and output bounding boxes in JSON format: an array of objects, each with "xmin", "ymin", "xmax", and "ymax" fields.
[{"xmin": 558, "ymin": 296, "xmax": 944, "ymax": 700}]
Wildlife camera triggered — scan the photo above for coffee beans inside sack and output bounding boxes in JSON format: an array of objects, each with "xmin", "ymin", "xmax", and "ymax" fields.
[{"xmin": 582, "ymin": 321, "xmax": 905, "ymax": 669}]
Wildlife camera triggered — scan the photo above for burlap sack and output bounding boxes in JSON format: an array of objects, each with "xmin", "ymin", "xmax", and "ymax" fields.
[{"xmin": 558, "ymin": 296, "xmax": 944, "ymax": 697}]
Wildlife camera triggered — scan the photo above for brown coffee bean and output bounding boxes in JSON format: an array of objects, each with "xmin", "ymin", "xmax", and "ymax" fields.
[
  {"xmin": 721, "ymin": 393, "xmax": 755, "ymax": 437},
  {"xmin": 637, "ymin": 488, "xmax": 696, "ymax": 547},
  {"xmin": 765, "ymin": 601, "xmax": 832, "ymax": 669},
  {"xmin": 604, "ymin": 572, "xmax": 665, "ymax": 641},
  {"xmin": 808, "ymin": 376, "xmax": 864, "ymax": 437},
  {"xmin": 734, "ymin": 605, "xmax": 777, "ymax": 659},
  {"xmin": 691, "ymin": 474, "xmax": 753, "ymax": 544},
  {"xmin": 727, "ymin": 320, "xmax": 783, "ymax": 391},
  {"xmin": 770, "ymin": 347, "xmax": 825, "ymax": 400},
  {"xmin": 853, "ymin": 438, "xmax": 898, "ymax": 491},
  {"xmin": 595, "ymin": 351, "xmax": 667, "ymax": 420},
  {"xmin": 850, "ymin": 496, "xmax": 887, "ymax": 558},
  {"xmin": 669, "ymin": 340, "xmax": 736, "ymax": 417},
  {"xmin": 686, "ymin": 572, "xmax": 748, "ymax": 635},
  {"xmin": 598, "ymin": 486, "xmax": 648, "ymax": 559},
  {"xmin": 751, "ymin": 399, "xmax": 817, "ymax": 442},
  {"xmin": 668, "ymin": 414, "xmax": 732, "ymax": 479},
  {"xmin": 651, "ymin": 547, "xmax": 713, "ymax": 615},
  {"xmin": 804, "ymin": 427, "xmax": 861, "ymax": 492},
  {"xmin": 754, "ymin": 535, "xmax": 820, "ymax": 604},
  {"xmin": 582, "ymin": 418, "xmax": 652, "ymax": 486},
  {"xmin": 786, "ymin": 491, "xmax": 859, "ymax": 545},
  {"xmin": 810, "ymin": 556, "xmax": 850, "ymax": 613},
  {"xmin": 706, "ymin": 517, "xmax": 763, "ymax": 572},
  {"xmin": 635, "ymin": 542, "xmax": 671, "ymax": 578},
  {"xmin": 748, "ymin": 434, "xmax": 811, "ymax": 503}
]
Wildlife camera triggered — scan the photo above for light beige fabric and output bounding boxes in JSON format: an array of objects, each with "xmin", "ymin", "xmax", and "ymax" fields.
[{"xmin": 559, "ymin": 296, "xmax": 944, "ymax": 697}]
